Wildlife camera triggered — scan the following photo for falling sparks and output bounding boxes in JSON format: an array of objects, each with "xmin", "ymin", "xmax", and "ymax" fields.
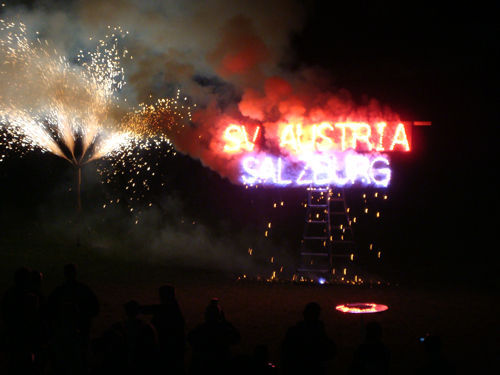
[{"xmin": 243, "ymin": 186, "xmax": 392, "ymax": 284}]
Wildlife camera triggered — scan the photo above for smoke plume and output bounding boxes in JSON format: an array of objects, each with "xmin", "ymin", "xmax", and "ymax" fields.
[{"xmin": 2, "ymin": 0, "xmax": 401, "ymax": 182}]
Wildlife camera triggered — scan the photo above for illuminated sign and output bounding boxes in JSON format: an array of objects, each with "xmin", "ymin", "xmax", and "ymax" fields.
[
  {"xmin": 241, "ymin": 152, "xmax": 391, "ymax": 187},
  {"xmin": 222, "ymin": 121, "xmax": 411, "ymax": 187}
]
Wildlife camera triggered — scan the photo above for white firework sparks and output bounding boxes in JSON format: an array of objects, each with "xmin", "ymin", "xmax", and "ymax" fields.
[
  {"xmin": 0, "ymin": 21, "xmax": 136, "ymax": 165},
  {"xmin": 0, "ymin": 20, "xmax": 193, "ymax": 212}
]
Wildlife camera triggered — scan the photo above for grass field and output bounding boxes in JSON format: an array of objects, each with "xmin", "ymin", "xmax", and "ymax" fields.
[{"xmin": 0, "ymin": 238, "xmax": 497, "ymax": 374}]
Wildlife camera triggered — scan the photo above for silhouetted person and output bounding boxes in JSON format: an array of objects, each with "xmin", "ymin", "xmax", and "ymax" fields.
[
  {"xmin": 141, "ymin": 284, "xmax": 185, "ymax": 374},
  {"xmin": 349, "ymin": 321, "xmax": 390, "ymax": 375},
  {"xmin": 188, "ymin": 298, "xmax": 240, "ymax": 375},
  {"xmin": 119, "ymin": 300, "xmax": 158, "ymax": 375},
  {"xmin": 47, "ymin": 263, "xmax": 99, "ymax": 374},
  {"xmin": 1, "ymin": 267, "xmax": 45, "ymax": 375},
  {"xmin": 416, "ymin": 335, "xmax": 455, "ymax": 375},
  {"xmin": 282, "ymin": 302, "xmax": 336, "ymax": 375}
]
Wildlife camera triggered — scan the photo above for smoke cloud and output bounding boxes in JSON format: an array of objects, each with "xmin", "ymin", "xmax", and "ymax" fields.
[
  {"xmin": 33, "ymin": 180, "xmax": 289, "ymax": 275},
  {"xmin": 0, "ymin": 0, "xmax": 405, "ymax": 270},
  {"xmin": 2, "ymin": 0, "xmax": 401, "ymax": 182}
]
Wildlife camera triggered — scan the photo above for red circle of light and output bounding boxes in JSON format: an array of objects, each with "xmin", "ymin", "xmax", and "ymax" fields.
[{"xmin": 335, "ymin": 303, "xmax": 388, "ymax": 314}]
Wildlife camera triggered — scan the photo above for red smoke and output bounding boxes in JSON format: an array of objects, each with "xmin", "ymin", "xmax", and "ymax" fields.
[
  {"xmin": 164, "ymin": 17, "xmax": 401, "ymax": 184},
  {"xmin": 207, "ymin": 15, "xmax": 270, "ymax": 84},
  {"xmin": 168, "ymin": 74, "xmax": 401, "ymax": 183}
]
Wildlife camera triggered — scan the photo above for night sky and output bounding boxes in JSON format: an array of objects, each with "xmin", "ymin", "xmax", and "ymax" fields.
[{"xmin": 0, "ymin": 1, "xmax": 497, "ymax": 286}]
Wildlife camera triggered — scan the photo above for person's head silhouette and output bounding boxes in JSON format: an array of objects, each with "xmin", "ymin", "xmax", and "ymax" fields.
[
  {"xmin": 64, "ymin": 263, "xmax": 77, "ymax": 283},
  {"xmin": 205, "ymin": 298, "xmax": 222, "ymax": 323},
  {"xmin": 303, "ymin": 302, "xmax": 321, "ymax": 322}
]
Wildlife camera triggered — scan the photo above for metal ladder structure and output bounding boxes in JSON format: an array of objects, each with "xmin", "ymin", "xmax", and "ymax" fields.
[{"xmin": 298, "ymin": 186, "xmax": 357, "ymax": 281}]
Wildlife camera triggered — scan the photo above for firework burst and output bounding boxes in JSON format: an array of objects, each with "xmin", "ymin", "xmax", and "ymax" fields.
[
  {"xmin": 0, "ymin": 21, "xmax": 126, "ymax": 164},
  {"xmin": 0, "ymin": 20, "xmax": 193, "ymax": 210}
]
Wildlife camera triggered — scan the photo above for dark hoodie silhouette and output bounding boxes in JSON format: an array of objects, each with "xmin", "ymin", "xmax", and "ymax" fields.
[
  {"xmin": 141, "ymin": 285, "xmax": 185, "ymax": 374},
  {"xmin": 47, "ymin": 264, "xmax": 99, "ymax": 374},
  {"xmin": 120, "ymin": 300, "xmax": 158, "ymax": 375},
  {"xmin": 188, "ymin": 298, "xmax": 240, "ymax": 375},
  {"xmin": 282, "ymin": 302, "xmax": 336, "ymax": 375}
]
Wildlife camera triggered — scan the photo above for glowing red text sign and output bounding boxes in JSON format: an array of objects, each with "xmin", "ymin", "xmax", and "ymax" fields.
[
  {"xmin": 224, "ymin": 122, "xmax": 410, "ymax": 154},
  {"xmin": 222, "ymin": 121, "xmax": 410, "ymax": 187}
]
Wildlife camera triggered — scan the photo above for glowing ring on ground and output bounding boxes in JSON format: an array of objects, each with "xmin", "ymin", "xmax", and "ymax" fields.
[{"xmin": 335, "ymin": 303, "xmax": 388, "ymax": 314}]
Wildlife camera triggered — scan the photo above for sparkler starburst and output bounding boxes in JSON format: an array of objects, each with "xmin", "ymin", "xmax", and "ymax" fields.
[
  {"xmin": 0, "ymin": 21, "xmax": 193, "ymax": 210},
  {"xmin": 0, "ymin": 21, "xmax": 132, "ymax": 165}
]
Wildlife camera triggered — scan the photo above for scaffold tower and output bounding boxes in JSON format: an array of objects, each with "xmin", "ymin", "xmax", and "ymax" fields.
[{"xmin": 298, "ymin": 186, "xmax": 357, "ymax": 281}]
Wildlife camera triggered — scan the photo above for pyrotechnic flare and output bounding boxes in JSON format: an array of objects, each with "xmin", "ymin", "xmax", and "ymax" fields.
[{"xmin": 0, "ymin": 21, "xmax": 192, "ymax": 211}]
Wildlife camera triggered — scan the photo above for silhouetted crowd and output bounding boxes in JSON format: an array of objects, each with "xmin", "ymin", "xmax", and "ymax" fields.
[{"xmin": 1, "ymin": 264, "xmax": 456, "ymax": 374}]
